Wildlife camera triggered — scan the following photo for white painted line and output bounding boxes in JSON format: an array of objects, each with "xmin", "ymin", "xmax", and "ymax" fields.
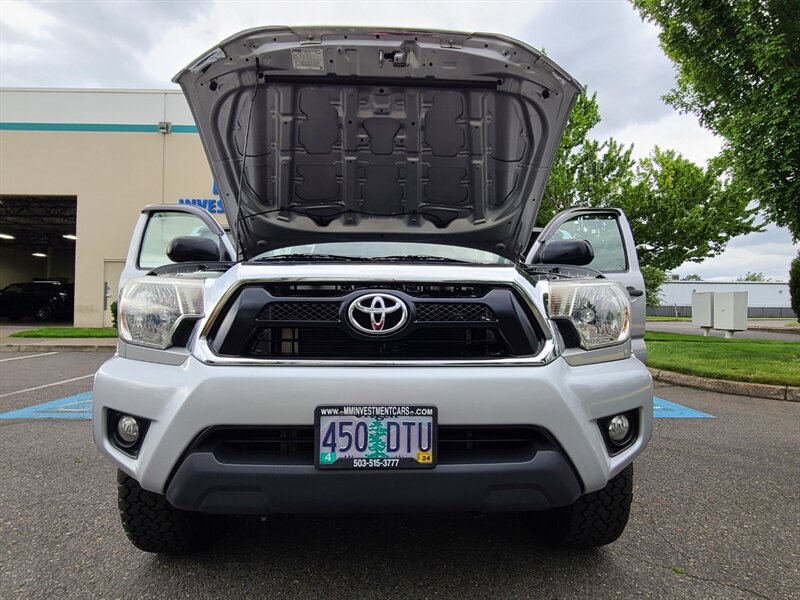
[
  {"xmin": 0, "ymin": 374, "xmax": 94, "ymax": 399},
  {"xmin": 0, "ymin": 352, "xmax": 59, "ymax": 363}
]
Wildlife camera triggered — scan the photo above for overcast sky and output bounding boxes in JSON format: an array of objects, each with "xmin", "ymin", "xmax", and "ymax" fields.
[{"xmin": 1, "ymin": 0, "xmax": 796, "ymax": 280}]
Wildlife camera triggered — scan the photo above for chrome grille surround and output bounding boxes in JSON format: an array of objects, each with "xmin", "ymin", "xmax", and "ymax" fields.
[{"xmin": 192, "ymin": 263, "xmax": 559, "ymax": 367}]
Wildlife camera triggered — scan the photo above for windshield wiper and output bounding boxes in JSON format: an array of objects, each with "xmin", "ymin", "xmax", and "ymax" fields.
[
  {"xmin": 254, "ymin": 253, "xmax": 476, "ymax": 263},
  {"xmin": 375, "ymin": 255, "xmax": 474, "ymax": 264},
  {"xmin": 253, "ymin": 253, "xmax": 372, "ymax": 262}
]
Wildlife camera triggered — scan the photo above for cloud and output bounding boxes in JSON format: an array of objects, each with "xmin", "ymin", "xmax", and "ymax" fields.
[
  {"xmin": 608, "ymin": 112, "xmax": 724, "ymax": 166},
  {"xmin": 141, "ymin": 1, "xmax": 544, "ymax": 84},
  {"xmin": 520, "ymin": 0, "xmax": 677, "ymax": 134},
  {"xmin": 0, "ymin": 0, "xmax": 208, "ymax": 87},
  {"xmin": 676, "ymin": 224, "xmax": 798, "ymax": 282},
  {"xmin": 0, "ymin": 1, "xmax": 59, "ymax": 82},
  {"xmin": 1, "ymin": 0, "xmax": 795, "ymax": 279},
  {"xmin": 0, "ymin": 0, "xmax": 677, "ymax": 122}
]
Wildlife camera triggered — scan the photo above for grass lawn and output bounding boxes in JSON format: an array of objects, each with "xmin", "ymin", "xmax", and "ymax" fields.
[
  {"xmin": 10, "ymin": 327, "xmax": 118, "ymax": 338},
  {"xmin": 645, "ymin": 331, "xmax": 800, "ymax": 387}
]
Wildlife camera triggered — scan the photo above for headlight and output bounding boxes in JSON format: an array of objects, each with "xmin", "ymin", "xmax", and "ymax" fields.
[
  {"xmin": 548, "ymin": 280, "xmax": 630, "ymax": 349},
  {"xmin": 118, "ymin": 277, "xmax": 204, "ymax": 349}
]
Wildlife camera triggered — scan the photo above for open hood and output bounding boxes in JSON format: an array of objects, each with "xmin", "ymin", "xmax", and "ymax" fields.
[{"xmin": 174, "ymin": 26, "xmax": 582, "ymax": 261}]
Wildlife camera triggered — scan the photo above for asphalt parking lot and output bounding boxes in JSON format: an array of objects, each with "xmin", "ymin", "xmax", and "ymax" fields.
[{"xmin": 1, "ymin": 351, "xmax": 798, "ymax": 599}]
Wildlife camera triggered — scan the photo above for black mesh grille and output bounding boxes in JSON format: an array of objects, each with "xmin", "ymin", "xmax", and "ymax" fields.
[
  {"xmin": 209, "ymin": 282, "xmax": 543, "ymax": 360},
  {"xmin": 250, "ymin": 327, "xmax": 508, "ymax": 359},
  {"xmin": 191, "ymin": 426, "xmax": 548, "ymax": 466},
  {"xmin": 193, "ymin": 427, "xmax": 315, "ymax": 466},
  {"xmin": 257, "ymin": 302, "xmax": 341, "ymax": 322},
  {"xmin": 437, "ymin": 427, "xmax": 541, "ymax": 464},
  {"xmin": 416, "ymin": 303, "xmax": 496, "ymax": 322}
]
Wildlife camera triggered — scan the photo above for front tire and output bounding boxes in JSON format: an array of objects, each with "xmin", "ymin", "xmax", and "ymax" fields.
[
  {"xmin": 537, "ymin": 464, "xmax": 634, "ymax": 548},
  {"xmin": 117, "ymin": 470, "xmax": 215, "ymax": 555}
]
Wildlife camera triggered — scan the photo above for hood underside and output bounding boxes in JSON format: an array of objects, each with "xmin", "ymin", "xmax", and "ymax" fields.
[{"xmin": 174, "ymin": 26, "xmax": 582, "ymax": 260}]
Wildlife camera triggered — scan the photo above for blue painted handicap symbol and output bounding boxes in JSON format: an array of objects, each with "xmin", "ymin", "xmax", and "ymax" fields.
[
  {"xmin": 0, "ymin": 392, "xmax": 93, "ymax": 420},
  {"xmin": 653, "ymin": 396, "xmax": 714, "ymax": 419}
]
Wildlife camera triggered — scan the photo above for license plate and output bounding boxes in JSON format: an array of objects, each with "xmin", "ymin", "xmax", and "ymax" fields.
[{"xmin": 315, "ymin": 405, "xmax": 437, "ymax": 469}]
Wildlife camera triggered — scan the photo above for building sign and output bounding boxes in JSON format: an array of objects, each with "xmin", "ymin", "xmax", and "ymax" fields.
[
  {"xmin": 177, "ymin": 197, "xmax": 225, "ymax": 213},
  {"xmin": 177, "ymin": 180, "xmax": 225, "ymax": 214}
]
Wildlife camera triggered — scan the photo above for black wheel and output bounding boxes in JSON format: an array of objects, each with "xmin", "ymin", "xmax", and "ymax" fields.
[
  {"xmin": 117, "ymin": 470, "xmax": 216, "ymax": 555},
  {"xmin": 34, "ymin": 305, "xmax": 53, "ymax": 321},
  {"xmin": 537, "ymin": 464, "xmax": 634, "ymax": 548}
]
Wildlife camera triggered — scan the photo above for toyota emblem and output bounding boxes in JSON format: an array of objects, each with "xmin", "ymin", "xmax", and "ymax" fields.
[{"xmin": 347, "ymin": 293, "xmax": 408, "ymax": 335}]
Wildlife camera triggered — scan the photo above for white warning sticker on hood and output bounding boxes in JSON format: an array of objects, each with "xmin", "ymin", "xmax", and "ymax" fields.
[{"xmin": 291, "ymin": 48, "xmax": 324, "ymax": 70}]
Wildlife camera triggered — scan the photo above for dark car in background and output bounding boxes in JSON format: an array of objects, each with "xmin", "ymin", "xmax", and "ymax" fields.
[{"xmin": 0, "ymin": 280, "xmax": 74, "ymax": 321}]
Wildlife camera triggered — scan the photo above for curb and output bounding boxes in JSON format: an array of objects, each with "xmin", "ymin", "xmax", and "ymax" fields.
[
  {"xmin": 747, "ymin": 326, "xmax": 800, "ymax": 335},
  {"xmin": 649, "ymin": 368, "xmax": 800, "ymax": 402},
  {"xmin": 0, "ymin": 343, "xmax": 116, "ymax": 353}
]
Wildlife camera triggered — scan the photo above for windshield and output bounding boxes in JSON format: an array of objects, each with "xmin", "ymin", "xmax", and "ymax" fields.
[{"xmin": 253, "ymin": 242, "xmax": 512, "ymax": 264}]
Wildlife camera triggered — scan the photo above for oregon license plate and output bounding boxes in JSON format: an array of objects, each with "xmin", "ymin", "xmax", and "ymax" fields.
[{"xmin": 315, "ymin": 405, "xmax": 437, "ymax": 469}]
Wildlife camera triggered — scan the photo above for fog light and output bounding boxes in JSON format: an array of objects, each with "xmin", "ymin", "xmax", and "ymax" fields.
[
  {"xmin": 607, "ymin": 414, "xmax": 631, "ymax": 444},
  {"xmin": 116, "ymin": 415, "xmax": 140, "ymax": 446}
]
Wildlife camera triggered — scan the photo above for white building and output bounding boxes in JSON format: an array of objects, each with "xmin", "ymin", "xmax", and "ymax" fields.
[
  {"xmin": 0, "ymin": 88, "xmax": 218, "ymax": 326},
  {"xmin": 653, "ymin": 281, "xmax": 795, "ymax": 318}
]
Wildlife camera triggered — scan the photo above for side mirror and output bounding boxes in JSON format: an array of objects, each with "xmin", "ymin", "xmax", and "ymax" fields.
[
  {"xmin": 532, "ymin": 239, "xmax": 594, "ymax": 266},
  {"xmin": 166, "ymin": 236, "xmax": 221, "ymax": 262}
]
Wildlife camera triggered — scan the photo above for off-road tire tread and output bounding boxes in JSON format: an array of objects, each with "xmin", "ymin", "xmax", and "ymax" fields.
[
  {"xmin": 542, "ymin": 464, "xmax": 633, "ymax": 548},
  {"xmin": 117, "ymin": 470, "xmax": 211, "ymax": 555}
]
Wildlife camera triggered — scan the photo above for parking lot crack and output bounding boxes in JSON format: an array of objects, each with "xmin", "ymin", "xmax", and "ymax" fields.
[
  {"xmin": 617, "ymin": 549, "xmax": 772, "ymax": 599},
  {"xmin": 641, "ymin": 505, "xmax": 686, "ymax": 560},
  {"xmin": 679, "ymin": 571, "xmax": 772, "ymax": 600}
]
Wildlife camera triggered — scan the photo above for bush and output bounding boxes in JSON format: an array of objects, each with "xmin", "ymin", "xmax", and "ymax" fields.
[
  {"xmin": 790, "ymin": 251, "xmax": 800, "ymax": 323},
  {"xmin": 110, "ymin": 300, "xmax": 118, "ymax": 329}
]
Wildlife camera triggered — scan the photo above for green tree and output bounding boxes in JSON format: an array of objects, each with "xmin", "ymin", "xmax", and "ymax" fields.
[
  {"xmin": 682, "ymin": 274, "xmax": 703, "ymax": 281},
  {"xmin": 736, "ymin": 271, "xmax": 773, "ymax": 282},
  {"xmin": 538, "ymin": 92, "xmax": 658, "ymax": 303},
  {"xmin": 365, "ymin": 419, "xmax": 388, "ymax": 459},
  {"xmin": 617, "ymin": 148, "xmax": 760, "ymax": 273},
  {"xmin": 537, "ymin": 94, "xmax": 759, "ymax": 306},
  {"xmin": 540, "ymin": 94, "xmax": 760, "ymax": 307},
  {"xmin": 538, "ymin": 92, "xmax": 634, "ymax": 225},
  {"xmin": 789, "ymin": 252, "xmax": 800, "ymax": 323},
  {"xmin": 631, "ymin": 0, "xmax": 800, "ymax": 241}
]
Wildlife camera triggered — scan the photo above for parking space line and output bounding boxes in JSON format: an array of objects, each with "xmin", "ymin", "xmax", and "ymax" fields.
[
  {"xmin": 0, "ymin": 374, "xmax": 94, "ymax": 399},
  {"xmin": 0, "ymin": 352, "xmax": 59, "ymax": 362}
]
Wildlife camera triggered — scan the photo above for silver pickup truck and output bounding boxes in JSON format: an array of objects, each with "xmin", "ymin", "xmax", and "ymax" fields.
[{"xmin": 93, "ymin": 26, "xmax": 652, "ymax": 554}]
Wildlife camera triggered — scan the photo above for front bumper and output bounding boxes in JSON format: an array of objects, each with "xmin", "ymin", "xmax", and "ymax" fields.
[
  {"xmin": 93, "ymin": 355, "xmax": 652, "ymax": 514},
  {"xmin": 167, "ymin": 447, "xmax": 581, "ymax": 514}
]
